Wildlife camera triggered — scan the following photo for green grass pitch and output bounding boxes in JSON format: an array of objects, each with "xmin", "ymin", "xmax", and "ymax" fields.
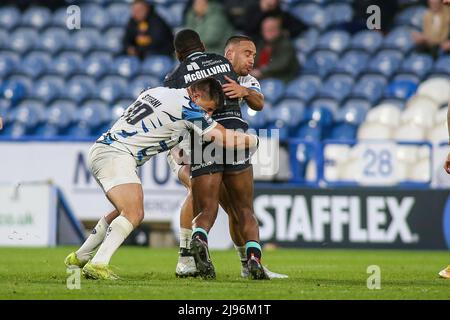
[{"xmin": 0, "ymin": 246, "xmax": 449, "ymax": 299}]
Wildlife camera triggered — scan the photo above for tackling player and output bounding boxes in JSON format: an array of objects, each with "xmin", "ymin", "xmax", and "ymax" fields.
[
  {"xmin": 64, "ymin": 78, "xmax": 259, "ymax": 280},
  {"xmin": 440, "ymin": 99, "xmax": 450, "ymax": 279}
]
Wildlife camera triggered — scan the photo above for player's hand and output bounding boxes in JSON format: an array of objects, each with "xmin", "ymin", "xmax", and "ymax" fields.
[
  {"xmin": 222, "ymin": 76, "xmax": 248, "ymax": 99},
  {"xmin": 444, "ymin": 152, "xmax": 450, "ymax": 174}
]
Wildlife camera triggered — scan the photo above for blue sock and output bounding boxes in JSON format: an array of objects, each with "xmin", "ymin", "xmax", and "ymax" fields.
[
  {"xmin": 245, "ymin": 241, "xmax": 262, "ymax": 260},
  {"xmin": 192, "ymin": 227, "xmax": 208, "ymax": 243}
]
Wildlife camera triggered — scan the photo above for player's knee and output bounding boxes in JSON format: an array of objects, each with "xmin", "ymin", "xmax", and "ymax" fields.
[{"xmin": 121, "ymin": 208, "xmax": 144, "ymax": 226}]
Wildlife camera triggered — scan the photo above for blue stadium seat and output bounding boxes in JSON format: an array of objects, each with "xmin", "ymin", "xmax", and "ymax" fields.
[
  {"xmin": 31, "ymin": 76, "xmax": 65, "ymax": 103},
  {"xmin": 77, "ymin": 99, "xmax": 111, "ymax": 130},
  {"xmin": 400, "ymin": 53, "xmax": 433, "ymax": 79},
  {"xmin": 130, "ymin": 76, "xmax": 162, "ymax": 98},
  {"xmin": 69, "ymin": 29, "xmax": 102, "ymax": 54},
  {"xmin": 81, "ymin": 4, "xmax": 110, "ymax": 30},
  {"xmin": 4, "ymin": 75, "xmax": 32, "ymax": 97},
  {"xmin": 82, "ymin": 53, "xmax": 113, "ymax": 79},
  {"xmin": 333, "ymin": 50, "xmax": 369, "ymax": 77},
  {"xmin": 97, "ymin": 76, "xmax": 128, "ymax": 103},
  {"xmin": 351, "ymin": 74, "xmax": 387, "ymax": 104},
  {"xmin": 66, "ymin": 75, "xmax": 97, "ymax": 103},
  {"xmin": 0, "ymin": 29, "xmax": 7, "ymax": 49},
  {"xmin": 111, "ymin": 56, "xmax": 141, "ymax": 79},
  {"xmin": 36, "ymin": 28, "xmax": 68, "ymax": 54},
  {"xmin": 305, "ymin": 103, "xmax": 335, "ymax": 127},
  {"xmin": 46, "ymin": 100, "xmax": 77, "ymax": 130},
  {"xmin": 294, "ymin": 28, "xmax": 320, "ymax": 54},
  {"xmin": 325, "ymin": 3, "xmax": 353, "ymax": 26},
  {"xmin": 317, "ymin": 74, "xmax": 354, "ymax": 102},
  {"xmin": 335, "ymin": 99, "xmax": 370, "ymax": 125},
  {"xmin": 385, "ymin": 79, "xmax": 417, "ymax": 100},
  {"xmin": 292, "ymin": 4, "xmax": 329, "ymax": 30},
  {"xmin": 433, "ymin": 55, "xmax": 450, "ymax": 74},
  {"xmin": 47, "ymin": 52, "xmax": 83, "ymax": 78},
  {"xmin": 266, "ymin": 121, "xmax": 290, "ymax": 140},
  {"xmin": 102, "ymin": 28, "xmax": 125, "ymax": 55},
  {"xmin": 17, "ymin": 51, "xmax": 51, "ymax": 79},
  {"xmin": 327, "ymin": 123, "xmax": 357, "ymax": 140},
  {"xmin": 289, "ymin": 142, "xmax": 316, "ymax": 181},
  {"xmin": 9, "ymin": 28, "xmax": 38, "ymax": 55},
  {"xmin": 366, "ymin": 49, "xmax": 403, "ymax": 77},
  {"xmin": 0, "ymin": 51, "xmax": 20, "ymax": 79},
  {"xmin": 141, "ymin": 55, "xmax": 174, "ymax": 79},
  {"xmin": 392, "ymin": 73, "xmax": 420, "ymax": 85},
  {"xmin": 0, "ymin": 6, "xmax": 21, "ymax": 31},
  {"xmin": 382, "ymin": 27, "xmax": 415, "ymax": 53},
  {"xmin": 284, "ymin": 75, "xmax": 321, "ymax": 102},
  {"xmin": 155, "ymin": 3, "xmax": 186, "ymax": 28},
  {"xmin": 351, "ymin": 30, "xmax": 383, "ymax": 53},
  {"xmin": 241, "ymin": 105, "xmax": 266, "ymax": 129},
  {"xmin": 13, "ymin": 99, "xmax": 46, "ymax": 131},
  {"xmin": 394, "ymin": 5, "xmax": 426, "ymax": 30},
  {"xmin": 272, "ymin": 99, "xmax": 305, "ymax": 129},
  {"xmin": 317, "ymin": 31, "xmax": 351, "ymax": 53},
  {"xmin": 107, "ymin": 3, "xmax": 131, "ymax": 27},
  {"xmin": 21, "ymin": 7, "xmax": 51, "ymax": 30},
  {"xmin": 1, "ymin": 79, "xmax": 27, "ymax": 107},
  {"xmin": 303, "ymin": 50, "xmax": 339, "ymax": 78},
  {"xmin": 259, "ymin": 78, "xmax": 286, "ymax": 104},
  {"xmin": 296, "ymin": 122, "xmax": 323, "ymax": 141},
  {"xmin": 52, "ymin": 7, "xmax": 68, "ymax": 28}
]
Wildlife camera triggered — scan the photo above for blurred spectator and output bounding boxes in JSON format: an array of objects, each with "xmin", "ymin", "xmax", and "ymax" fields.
[
  {"xmin": 243, "ymin": 0, "xmax": 307, "ymax": 39},
  {"xmin": 222, "ymin": 0, "xmax": 258, "ymax": 32},
  {"xmin": 251, "ymin": 15, "xmax": 299, "ymax": 82},
  {"xmin": 347, "ymin": 0, "xmax": 398, "ymax": 34},
  {"xmin": 185, "ymin": 0, "xmax": 234, "ymax": 54},
  {"xmin": 123, "ymin": 0, "xmax": 174, "ymax": 60},
  {"xmin": 412, "ymin": 0, "xmax": 449, "ymax": 58}
]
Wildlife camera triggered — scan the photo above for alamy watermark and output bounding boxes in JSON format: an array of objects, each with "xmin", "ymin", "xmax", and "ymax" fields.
[
  {"xmin": 66, "ymin": 267, "xmax": 81, "ymax": 290},
  {"xmin": 66, "ymin": 5, "xmax": 81, "ymax": 30},
  {"xmin": 366, "ymin": 5, "xmax": 381, "ymax": 30},
  {"xmin": 366, "ymin": 265, "xmax": 381, "ymax": 290}
]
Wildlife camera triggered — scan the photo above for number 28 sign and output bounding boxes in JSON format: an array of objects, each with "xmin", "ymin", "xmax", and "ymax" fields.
[{"xmin": 357, "ymin": 142, "xmax": 397, "ymax": 186}]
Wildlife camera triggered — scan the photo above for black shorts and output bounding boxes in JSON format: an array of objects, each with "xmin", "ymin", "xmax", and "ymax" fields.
[{"xmin": 190, "ymin": 118, "xmax": 252, "ymax": 178}]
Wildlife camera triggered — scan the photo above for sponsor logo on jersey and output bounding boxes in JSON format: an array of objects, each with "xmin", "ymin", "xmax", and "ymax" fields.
[
  {"xmin": 186, "ymin": 62, "xmax": 200, "ymax": 71},
  {"xmin": 183, "ymin": 64, "xmax": 232, "ymax": 84}
]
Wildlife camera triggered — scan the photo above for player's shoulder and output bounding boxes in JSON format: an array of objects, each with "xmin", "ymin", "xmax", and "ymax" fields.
[{"xmin": 238, "ymin": 74, "xmax": 262, "ymax": 92}]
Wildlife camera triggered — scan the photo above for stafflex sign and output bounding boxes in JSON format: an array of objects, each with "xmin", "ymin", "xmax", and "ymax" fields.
[{"xmin": 253, "ymin": 188, "xmax": 450, "ymax": 249}]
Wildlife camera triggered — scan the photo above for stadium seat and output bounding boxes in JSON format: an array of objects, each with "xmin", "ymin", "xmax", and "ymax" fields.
[
  {"xmin": 365, "ymin": 103, "xmax": 402, "ymax": 128},
  {"xmin": 382, "ymin": 27, "xmax": 415, "ymax": 53},
  {"xmin": 47, "ymin": 52, "xmax": 83, "ymax": 78},
  {"xmin": 284, "ymin": 75, "xmax": 320, "ymax": 102},
  {"xmin": 16, "ymin": 51, "xmax": 51, "ymax": 79},
  {"xmin": 141, "ymin": 55, "xmax": 174, "ymax": 79},
  {"xmin": 350, "ymin": 74, "xmax": 387, "ymax": 104},
  {"xmin": 31, "ymin": 76, "xmax": 65, "ymax": 103},
  {"xmin": 77, "ymin": 99, "xmax": 111, "ymax": 130},
  {"xmin": 432, "ymin": 55, "xmax": 450, "ymax": 75},
  {"xmin": 1, "ymin": 79, "xmax": 27, "ymax": 107},
  {"xmin": 367, "ymin": 49, "xmax": 403, "ymax": 77},
  {"xmin": 69, "ymin": 28, "xmax": 102, "ymax": 54},
  {"xmin": 111, "ymin": 56, "xmax": 141, "ymax": 79},
  {"xmin": 392, "ymin": 73, "xmax": 420, "ymax": 85},
  {"xmin": 13, "ymin": 99, "xmax": 46, "ymax": 130},
  {"xmin": 304, "ymin": 103, "xmax": 335, "ymax": 128},
  {"xmin": 385, "ymin": 79, "xmax": 417, "ymax": 100},
  {"xmin": 427, "ymin": 124, "xmax": 447, "ymax": 144},
  {"xmin": 303, "ymin": 50, "xmax": 339, "ymax": 78},
  {"xmin": 82, "ymin": 53, "xmax": 113, "ymax": 80},
  {"xmin": 394, "ymin": 123, "xmax": 426, "ymax": 141},
  {"xmin": 9, "ymin": 28, "xmax": 38, "ymax": 55},
  {"xmin": 259, "ymin": 79, "xmax": 285, "ymax": 104},
  {"xmin": 357, "ymin": 122, "xmax": 392, "ymax": 140},
  {"xmin": 394, "ymin": 5, "xmax": 426, "ymax": 30},
  {"xmin": 81, "ymin": 4, "xmax": 110, "ymax": 30},
  {"xmin": 317, "ymin": 74, "xmax": 354, "ymax": 102},
  {"xmin": 310, "ymin": 98, "xmax": 339, "ymax": 115},
  {"xmin": 97, "ymin": 76, "xmax": 128, "ymax": 103},
  {"xmin": 47, "ymin": 99, "xmax": 77, "ymax": 129},
  {"xmin": 400, "ymin": 53, "xmax": 433, "ymax": 79},
  {"xmin": 130, "ymin": 76, "xmax": 161, "ymax": 98},
  {"xmin": 21, "ymin": 7, "xmax": 51, "ymax": 30},
  {"xmin": 417, "ymin": 77, "xmax": 450, "ymax": 105},
  {"xmin": 241, "ymin": 105, "xmax": 266, "ymax": 129},
  {"xmin": 401, "ymin": 105, "xmax": 435, "ymax": 129},
  {"xmin": 0, "ymin": 51, "xmax": 20, "ymax": 79},
  {"xmin": 327, "ymin": 123, "xmax": 357, "ymax": 140},
  {"xmin": 0, "ymin": 29, "xmax": 8, "ymax": 49},
  {"xmin": 406, "ymin": 94, "xmax": 440, "ymax": 112},
  {"xmin": 296, "ymin": 122, "xmax": 323, "ymax": 141},
  {"xmin": 155, "ymin": 3, "xmax": 186, "ymax": 28},
  {"xmin": 66, "ymin": 75, "xmax": 97, "ymax": 103},
  {"xmin": 333, "ymin": 50, "xmax": 369, "ymax": 77},
  {"xmin": 107, "ymin": 3, "xmax": 131, "ymax": 27},
  {"xmin": 36, "ymin": 28, "xmax": 68, "ymax": 54},
  {"xmin": 335, "ymin": 99, "xmax": 370, "ymax": 125},
  {"xmin": 350, "ymin": 30, "xmax": 383, "ymax": 53},
  {"xmin": 272, "ymin": 99, "xmax": 305, "ymax": 129},
  {"xmin": 294, "ymin": 28, "xmax": 320, "ymax": 54},
  {"xmin": 0, "ymin": 6, "xmax": 21, "ymax": 31},
  {"xmin": 409, "ymin": 159, "xmax": 431, "ymax": 182},
  {"xmin": 434, "ymin": 106, "xmax": 447, "ymax": 127},
  {"xmin": 317, "ymin": 31, "xmax": 351, "ymax": 53},
  {"xmin": 325, "ymin": 3, "xmax": 353, "ymax": 27},
  {"xmin": 292, "ymin": 4, "xmax": 328, "ymax": 30},
  {"xmin": 103, "ymin": 28, "xmax": 125, "ymax": 55},
  {"xmin": 51, "ymin": 7, "xmax": 68, "ymax": 28},
  {"xmin": 65, "ymin": 123, "xmax": 93, "ymax": 138}
]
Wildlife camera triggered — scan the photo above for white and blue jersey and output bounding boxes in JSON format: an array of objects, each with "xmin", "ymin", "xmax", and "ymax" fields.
[{"xmin": 97, "ymin": 87, "xmax": 217, "ymax": 166}]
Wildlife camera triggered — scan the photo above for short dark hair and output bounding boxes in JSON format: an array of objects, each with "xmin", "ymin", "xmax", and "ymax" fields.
[
  {"xmin": 174, "ymin": 29, "xmax": 204, "ymax": 60},
  {"xmin": 224, "ymin": 35, "xmax": 255, "ymax": 51},
  {"xmin": 190, "ymin": 77, "xmax": 224, "ymax": 109}
]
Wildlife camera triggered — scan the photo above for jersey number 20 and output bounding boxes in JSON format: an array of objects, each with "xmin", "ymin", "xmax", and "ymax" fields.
[{"xmin": 124, "ymin": 101, "xmax": 154, "ymax": 125}]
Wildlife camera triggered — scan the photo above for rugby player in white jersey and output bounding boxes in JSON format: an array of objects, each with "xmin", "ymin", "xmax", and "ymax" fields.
[
  {"xmin": 64, "ymin": 78, "xmax": 259, "ymax": 280},
  {"xmin": 168, "ymin": 35, "xmax": 287, "ymax": 279}
]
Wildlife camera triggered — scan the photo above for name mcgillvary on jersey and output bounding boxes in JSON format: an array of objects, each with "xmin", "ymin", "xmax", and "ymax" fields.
[
  {"xmin": 97, "ymin": 87, "xmax": 217, "ymax": 166},
  {"xmin": 164, "ymin": 52, "xmax": 241, "ymax": 121}
]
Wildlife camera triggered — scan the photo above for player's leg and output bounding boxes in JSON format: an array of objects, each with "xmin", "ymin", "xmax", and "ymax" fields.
[
  {"xmin": 222, "ymin": 166, "xmax": 268, "ymax": 280},
  {"xmin": 83, "ymin": 183, "xmax": 143, "ymax": 280},
  {"xmin": 65, "ymin": 209, "xmax": 120, "ymax": 268},
  {"xmin": 190, "ymin": 171, "xmax": 223, "ymax": 279}
]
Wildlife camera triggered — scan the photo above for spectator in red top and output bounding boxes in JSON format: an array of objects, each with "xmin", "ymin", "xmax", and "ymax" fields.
[
  {"xmin": 123, "ymin": 0, "xmax": 174, "ymax": 60},
  {"xmin": 251, "ymin": 15, "xmax": 299, "ymax": 82}
]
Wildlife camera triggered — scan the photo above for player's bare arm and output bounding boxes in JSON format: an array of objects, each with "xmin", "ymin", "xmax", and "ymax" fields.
[
  {"xmin": 222, "ymin": 76, "xmax": 264, "ymax": 111},
  {"xmin": 204, "ymin": 123, "xmax": 258, "ymax": 150}
]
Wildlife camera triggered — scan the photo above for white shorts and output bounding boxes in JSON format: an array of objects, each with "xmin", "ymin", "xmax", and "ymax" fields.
[{"xmin": 88, "ymin": 143, "xmax": 141, "ymax": 193}]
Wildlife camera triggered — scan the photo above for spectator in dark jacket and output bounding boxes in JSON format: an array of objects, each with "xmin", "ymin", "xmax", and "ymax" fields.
[
  {"xmin": 243, "ymin": 0, "xmax": 307, "ymax": 39},
  {"xmin": 251, "ymin": 15, "xmax": 300, "ymax": 82},
  {"xmin": 123, "ymin": 0, "xmax": 174, "ymax": 60}
]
